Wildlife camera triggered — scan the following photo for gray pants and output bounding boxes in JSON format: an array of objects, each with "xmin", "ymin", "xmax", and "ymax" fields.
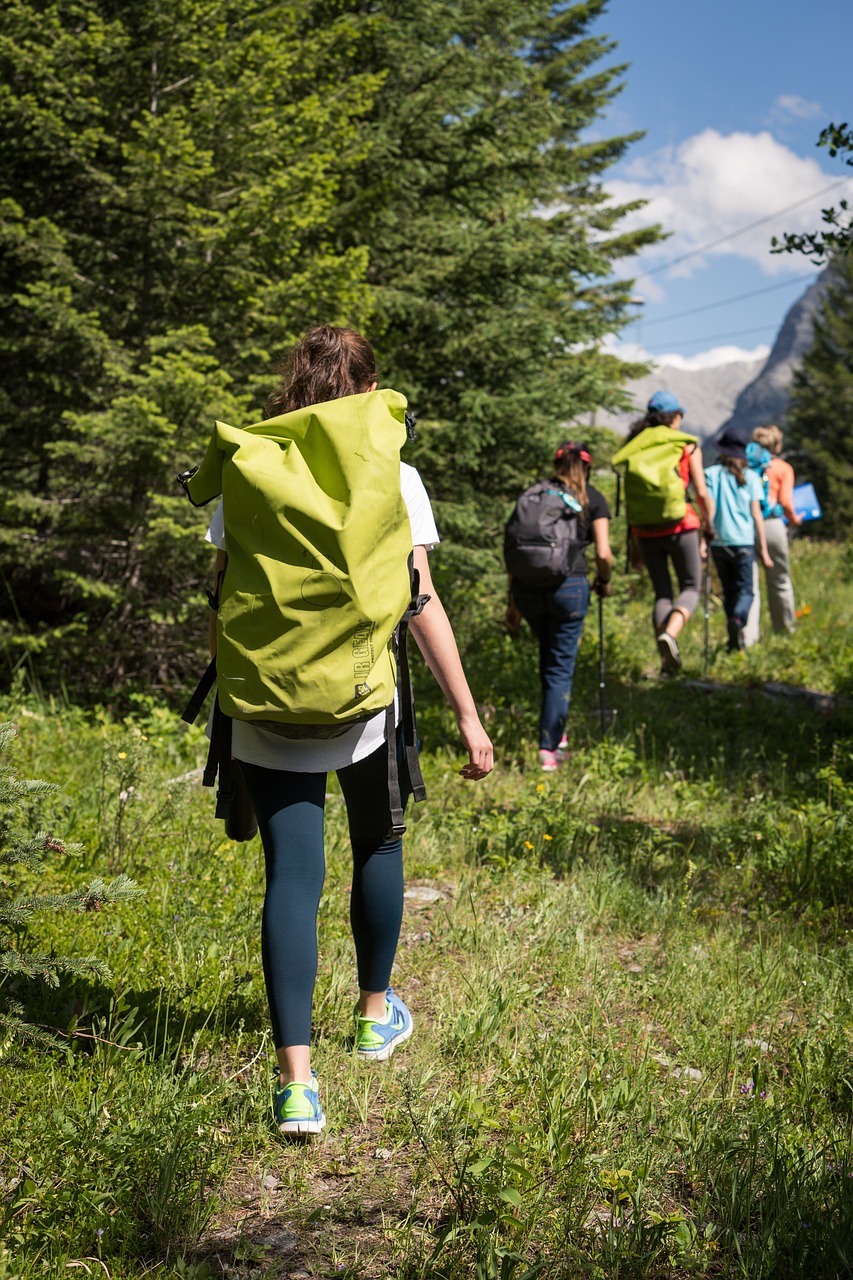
[
  {"xmin": 743, "ymin": 517, "xmax": 796, "ymax": 646},
  {"xmin": 639, "ymin": 529, "xmax": 703, "ymax": 632}
]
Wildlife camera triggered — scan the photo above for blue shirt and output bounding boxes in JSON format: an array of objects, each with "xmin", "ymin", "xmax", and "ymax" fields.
[{"xmin": 704, "ymin": 464, "xmax": 763, "ymax": 546}]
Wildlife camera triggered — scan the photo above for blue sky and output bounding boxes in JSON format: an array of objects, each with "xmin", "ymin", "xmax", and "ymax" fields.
[{"xmin": 588, "ymin": 0, "xmax": 853, "ymax": 368}]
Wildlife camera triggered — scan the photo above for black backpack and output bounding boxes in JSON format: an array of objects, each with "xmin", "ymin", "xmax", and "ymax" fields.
[{"xmin": 503, "ymin": 480, "xmax": 583, "ymax": 588}]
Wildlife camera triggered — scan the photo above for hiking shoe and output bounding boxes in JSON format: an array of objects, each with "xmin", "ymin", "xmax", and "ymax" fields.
[
  {"xmin": 657, "ymin": 631, "xmax": 681, "ymax": 672},
  {"xmin": 727, "ymin": 619, "xmax": 745, "ymax": 652},
  {"xmin": 538, "ymin": 749, "xmax": 560, "ymax": 772},
  {"xmin": 355, "ymin": 988, "xmax": 413, "ymax": 1061},
  {"xmin": 273, "ymin": 1070, "xmax": 326, "ymax": 1136}
]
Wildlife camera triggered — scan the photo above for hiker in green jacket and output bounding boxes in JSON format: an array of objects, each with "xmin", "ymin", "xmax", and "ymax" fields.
[
  {"xmin": 204, "ymin": 326, "xmax": 493, "ymax": 1136},
  {"xmin": 619, "ymin": 392, "xmax": 715, "ymax": 675}
]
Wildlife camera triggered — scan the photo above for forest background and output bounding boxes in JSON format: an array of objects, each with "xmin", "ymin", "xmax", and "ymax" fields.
[
  {"xmin": 1, "ymin": 3, "xmax": 853, "ymax": 1279},
  {"xmin": 0, "ymin": 0, "xmax": 665, "ymax": 700}
]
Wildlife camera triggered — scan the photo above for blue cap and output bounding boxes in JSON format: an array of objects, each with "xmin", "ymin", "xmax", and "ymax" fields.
[{"xmin": 647, "ymin": 390, "xmax": 685, "ymax": 415}]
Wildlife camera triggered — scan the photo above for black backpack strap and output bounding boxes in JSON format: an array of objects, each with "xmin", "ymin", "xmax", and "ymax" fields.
[
  {"xmin": 213, "ymin": 711, "xmax": 235, "ymax": 820},
  {"xmin": 181, "ymin": 656, "xmax": 217, "ymax": 725},
  {"xmin": 397, "ymin": 608, "xmax": 427, "ymax": 806},
  {"xmin": 386, "ymin": 700, "xmax": 406, "ymax": 837}
]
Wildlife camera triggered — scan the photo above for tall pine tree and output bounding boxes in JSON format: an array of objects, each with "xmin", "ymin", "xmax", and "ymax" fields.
[
  {"xmin": 785, "ymin": 255, "xmax": 853, "ymax": 537},
  {"xmin": 0, "ymin": 0, "xmax": 379, "ymax": 693},
  {"xmin": 324, "ymin": 0, "xmax": 659, "ymax": 566}
]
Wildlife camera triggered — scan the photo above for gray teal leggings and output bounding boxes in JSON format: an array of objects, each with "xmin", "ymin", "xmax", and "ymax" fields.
[{"xmin": 638, "ymin": 529, "xmax": 702, "ymax": 632}]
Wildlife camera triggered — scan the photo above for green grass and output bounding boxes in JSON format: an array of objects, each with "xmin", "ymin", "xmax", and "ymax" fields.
[{"xmin": 1, "ymin": 538, "xmax": 852, "ymax": 1278}]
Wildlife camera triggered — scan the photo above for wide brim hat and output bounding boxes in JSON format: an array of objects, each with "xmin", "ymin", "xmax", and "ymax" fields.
[{"xmin": 713, "ymin": 426, "xmax": 749, "ymax": 460}]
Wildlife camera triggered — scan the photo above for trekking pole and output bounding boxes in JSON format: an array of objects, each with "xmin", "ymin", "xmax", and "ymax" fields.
[
  {"xmin": 598, "ymin": 592, "xmax": 607, "ymax": 737},
  {"xmin": 703, "ymin": 542, "xmax": 712, "ymax": 676}
]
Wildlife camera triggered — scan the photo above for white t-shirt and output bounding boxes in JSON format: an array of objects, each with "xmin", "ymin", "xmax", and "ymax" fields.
[{"xmin": 205, "ymin": 461, "xmax": 439, "ymax": 772}]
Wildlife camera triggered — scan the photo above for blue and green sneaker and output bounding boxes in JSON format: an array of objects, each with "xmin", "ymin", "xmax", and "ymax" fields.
[
  {"xmin": 354, "ymin": 988, "xmax": 413, "ymax": 1061},
  {"xmin": 273, "ymin": 1070, "xmax": 326, "ymax": 1136}
]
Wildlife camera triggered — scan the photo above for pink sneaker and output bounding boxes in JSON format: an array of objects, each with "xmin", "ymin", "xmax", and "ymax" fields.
[
  {"xmin": 538, "ymin": 749, "xmax": 560, "ymax": 772},
  {"xmin": 556, "ymin": 735, "xmax": 572, "ymax": 762}
]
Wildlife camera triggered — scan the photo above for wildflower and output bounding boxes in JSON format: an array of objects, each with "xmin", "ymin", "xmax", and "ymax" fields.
[
  {"xmin": 524, "ymin": 841, "xmax": 534, "ymax": 850},
  {"xmin": 536, "ymin": 784, "xmax": 545, "ymax": 792},
  {"xmin": 543, "ymin": 833, "xmax": 553, "ymax": 841},
  {"xmin": 118, "ymin": 751, "xmax": 127, "ymax": 760},
  {"xmin": 740, "ymin": 1081, "xmax": 754, "ymax": 1094}
]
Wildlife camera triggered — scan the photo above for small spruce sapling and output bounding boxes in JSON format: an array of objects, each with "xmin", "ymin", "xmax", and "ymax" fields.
[{"xmin": 0, "ymin": 722, "xmax": 141, "ymax": 1058}]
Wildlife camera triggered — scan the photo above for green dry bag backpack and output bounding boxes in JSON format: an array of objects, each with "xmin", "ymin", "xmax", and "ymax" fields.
[
  {"xmin": 178, "ymin": 388, "xmax": 427, "ymax": 836},
  {"xmin": 611, "ymin": 426, "xmax": 697, "ymax": 529}
]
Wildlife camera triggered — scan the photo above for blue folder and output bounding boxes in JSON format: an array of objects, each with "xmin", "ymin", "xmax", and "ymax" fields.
[{"xmin": 787, "ymin": 482, "xmax": 822, "ymax": 524}]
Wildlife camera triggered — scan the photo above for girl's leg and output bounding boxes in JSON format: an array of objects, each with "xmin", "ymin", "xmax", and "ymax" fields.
[
  {"xmin": 537, "ymin": 577, "xmax": 589, "ymax": 751},
  {"xmin": 711, "ymin": 544, "xmax": 743, "ymax": 648},
  {"xmin": 638, "ymin": 538, "xmax": 675, "ymax": 634},
  {"xmin": 763, "ymin": 518, "xmax": 796, "ymax": 633},
  {"xmin": 668, "ymin": 531, "xmax": 702, "ymax": 627},
  {"xmin": 506, "ymin": 585, "xmax": 551, "ymax": 750},
  {"xmin": 338, "ymin": 736, "xmax": 411, "ymax": 1020},
  {"xmin": 238, "ymin": 761, "xmax": 327, "ymax": 1083},
  {"xmin": 729, "ymin": 547, "xmax": 756, "ymax": 628}
]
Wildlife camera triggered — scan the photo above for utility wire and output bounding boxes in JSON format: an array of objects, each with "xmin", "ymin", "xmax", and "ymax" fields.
[
  {"xmin": 655, "ymin": 322, "xmax": 779, "ymax": 351},
  {"xmin": 640, "ymin": 271, "xmax": 817, "ymax": 328},
  {"xmin": 635, "ymin": 177, "xmax": 850, "ymax": 280}
]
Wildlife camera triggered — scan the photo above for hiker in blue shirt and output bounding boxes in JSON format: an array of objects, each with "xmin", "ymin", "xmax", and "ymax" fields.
[
  {"xmin": 204, "ymin": 326, "xmax": 493, "ymax": 1136},
  {"xmin": 704, "ymin": 426, "xmax": 773, "ymax": 653}
]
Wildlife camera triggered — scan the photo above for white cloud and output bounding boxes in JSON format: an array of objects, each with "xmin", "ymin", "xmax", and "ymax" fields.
[
  {"xmin": 604, "ymin": 335, "xmax": 770, "ymax": 370},
  {"xmin": 656, "ymin": 344, "xmax": 771, "ymax": 371},
  {"xmin": 608, "ymin": 129, "xmax": 853, "ymax": 279},
  {"xmin": 773, "ymin": 95, "xmax": 823, "ymax": 121}
]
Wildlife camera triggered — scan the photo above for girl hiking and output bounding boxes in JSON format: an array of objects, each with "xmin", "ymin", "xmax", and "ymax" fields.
[
  {"xmin": 505, "ymin": 441, "xmax": 613, "ymax": 772},
  {"xmin": 742, "ymin": 423, "xmax": 802, "ymax": 644},
  {"xmin": 203, "ymin": 326, "xmax": 493, "ymax": 1135},
  {"xmin": 704, "ymin": 425, "xmax": 774, "ymax": 653},
  {"xmin": 616, "ymin": 391, "xmax": 714, "ymax": 676}
]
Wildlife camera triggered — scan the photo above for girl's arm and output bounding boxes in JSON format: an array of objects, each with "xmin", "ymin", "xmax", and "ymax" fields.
[
  {"xmin": 591, "ymin": 516, "xmax": 613, "ymax": 594},
  {"xmin": 592, "ymin": 516, "xmax": 613, "ymax": 576},
  {"xmin": 689, "ymin": 445, "xmax": 715, "ymax": 529},
  {"xmin": 409, "ymin": 545, "xmax": 494, "ymax": 780},
  {"xmin": 752, "ymin": 501, "xmax": 774, "ymax": 569}
]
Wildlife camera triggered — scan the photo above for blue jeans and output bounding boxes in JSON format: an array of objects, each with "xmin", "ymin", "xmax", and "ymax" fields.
[
  {"xmin": 512, "ymin": 575, "xmax": 590, "ymax": 751},
  {"xmin": 711, "ymin": 544, "xmax": 755, "ymax": 629}
]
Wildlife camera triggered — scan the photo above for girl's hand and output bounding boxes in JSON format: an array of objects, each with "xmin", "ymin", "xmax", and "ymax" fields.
[
  {"xmin": 457, "ymin": 714, "xmax": 494, "ymax": 780},
  {"xmin": 504, "ymin": 603, "xmax": 522, "ymax": 634},
  {"xmin": 762, "ymin": 551, "xmax": 774, "ymax": 570}
]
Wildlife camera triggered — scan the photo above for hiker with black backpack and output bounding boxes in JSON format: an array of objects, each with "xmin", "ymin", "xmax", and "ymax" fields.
[
  {"xmin": 612, "ymin": 392, "xmax": 714, "ymax": 676},
  {"xmin": 185, "ymin": 326, "xmax": 493, "ymax": 1136},
  {"xmin": 504, "ymin": 441, "xmax": 613, "ymax": 772}
]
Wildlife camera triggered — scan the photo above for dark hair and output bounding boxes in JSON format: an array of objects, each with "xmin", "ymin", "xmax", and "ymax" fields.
[
  {"xmin": 626, "ymin": 408, "xmax": 682, "ymax": 442},
  {"xmin": 722, "ymin": 456, "xmax": 747, "ymax": 486},
  {"xmin": 264, "ymin": 326, "xmax": 378, "ymax": 418},
  {"xmin": 553, "ymin": 453, "xmax": 589, "ymax": 514}
]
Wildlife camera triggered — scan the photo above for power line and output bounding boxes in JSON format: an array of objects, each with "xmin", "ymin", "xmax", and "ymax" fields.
[
  {"xmin": 650, "ymin": 322, "xmax": 779, "ymax": 352},
  {"xmin": 635, "ymin": 177, "xmax": 850, "ymax": 280},
  {"xmin": 640, "ymin": 271, "xmax": 817, "ymax": 328}
]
